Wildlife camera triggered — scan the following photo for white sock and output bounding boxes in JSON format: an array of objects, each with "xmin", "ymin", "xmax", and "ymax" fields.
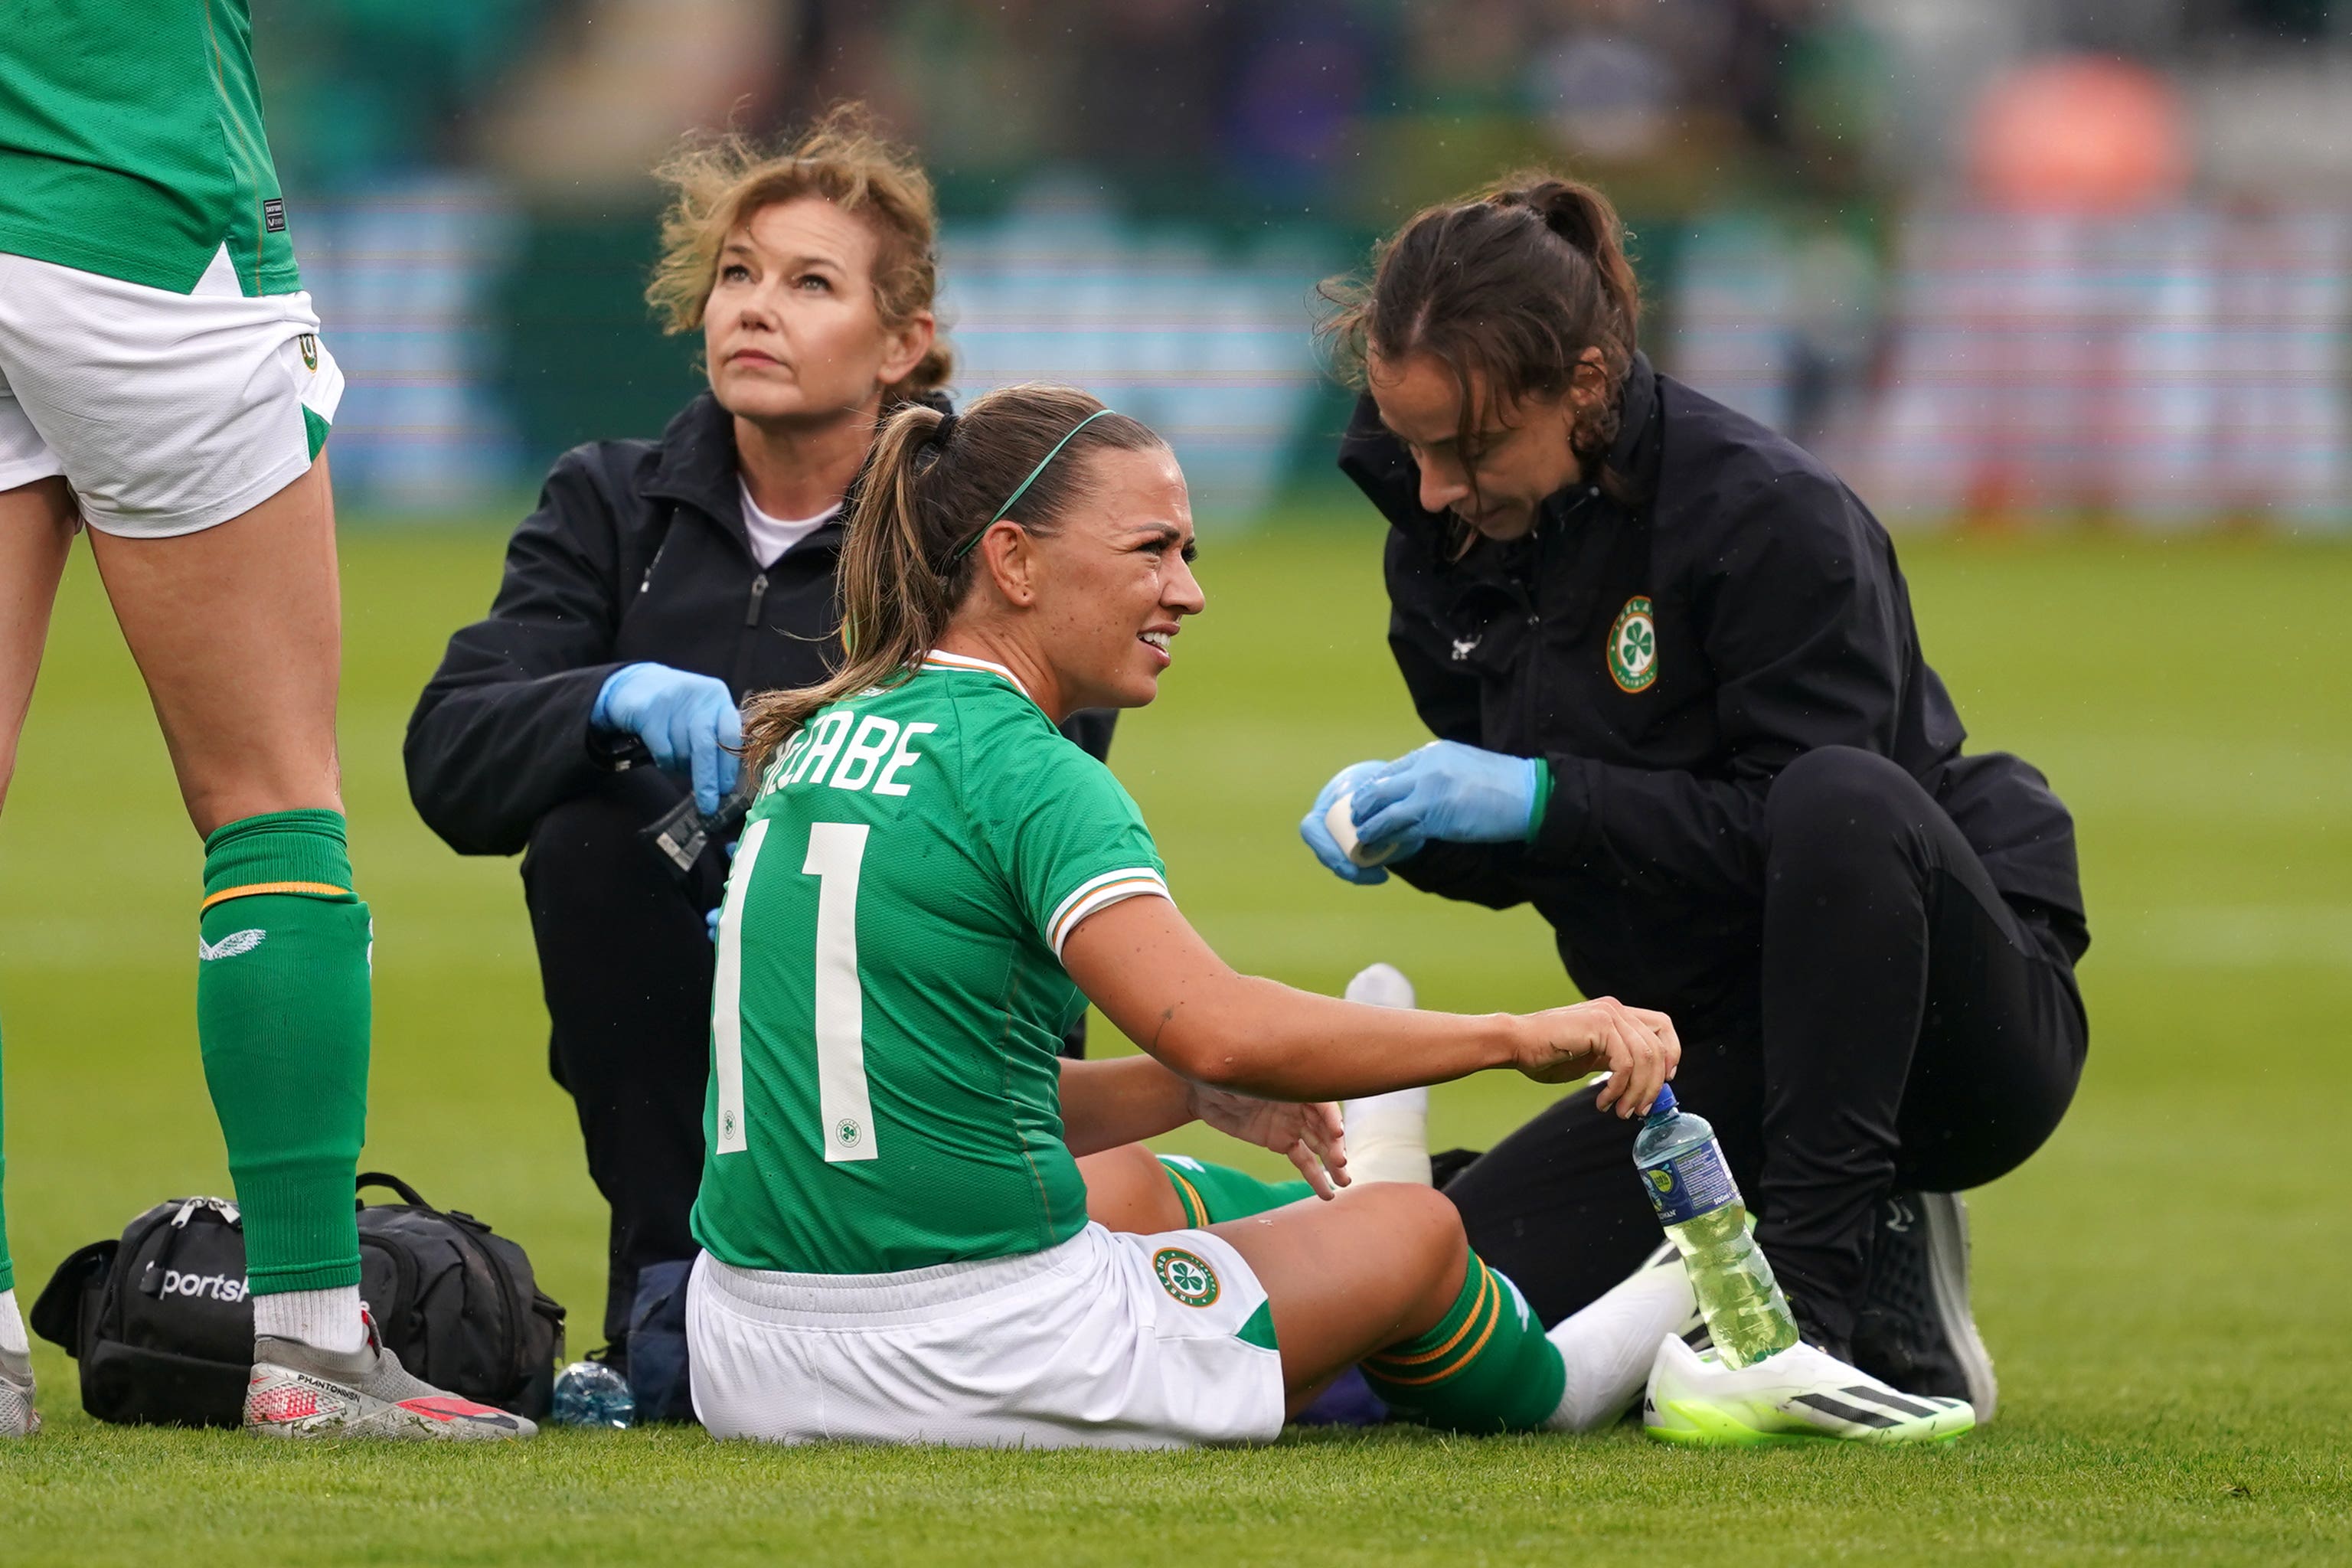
[
  {"xmin": 252, "ymin": 1284, "xmax": 365, "ymax": 1355},
  {"xmin": 1341, "ymin": 1085, "xmax": 1432, "ymax": 1186},
  {"xmin": 1543, "ymin": 1255, "xmax": 1697, "ymax": 1432},
  {"xmin": 0, "ymin": 1288, "xmax": 27, "ymax": 1356}
]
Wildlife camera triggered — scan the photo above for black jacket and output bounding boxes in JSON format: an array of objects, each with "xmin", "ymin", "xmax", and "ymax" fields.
[
  {"xmin": 1339, "ymin": 353, "xmax": 2085, "ymax": 1026},
  {"xmin": 407, "ymin": 392, "xmax": 1111, "ymax": 858}
]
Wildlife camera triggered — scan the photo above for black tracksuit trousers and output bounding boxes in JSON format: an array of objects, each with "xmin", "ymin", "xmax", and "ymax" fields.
[
  {"xmin": 522, "ymin": 771, "xmax": 725, "ymax": 1358},
  {"xmin": 1445, "ymin": 746, "xmax": 2089, "ymax": 1348}
]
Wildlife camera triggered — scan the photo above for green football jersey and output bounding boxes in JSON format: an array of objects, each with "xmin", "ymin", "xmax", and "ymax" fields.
[
  {"xmin": 0, "ymin": 0, "xmax": 299, "ymax": 295},
  {"xmin": 691, "ymin": 650, "xmax": 1171, "ymax": 1276}
]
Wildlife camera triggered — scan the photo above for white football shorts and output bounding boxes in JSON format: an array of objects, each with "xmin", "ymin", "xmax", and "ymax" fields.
[
  {"xmin": 688, "ymin": 1221, "xmax": 1285, "ymax": 1449},
  {"xmin": 0, "ymin": 244, "xmax": 343, "ymax": 537}
]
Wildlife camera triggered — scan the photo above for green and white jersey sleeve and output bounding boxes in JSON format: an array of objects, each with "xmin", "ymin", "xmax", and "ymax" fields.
[
  {"xmin": 0, "ymin": 0, "xmax": 299, "ymax": 295},
  {"xmin": 691, "ymin": 651, "xmax": 1171, "ymax": 1276}
]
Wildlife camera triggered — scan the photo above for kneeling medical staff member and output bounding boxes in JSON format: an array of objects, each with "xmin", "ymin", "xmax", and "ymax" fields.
[
  {"xmin": 1303, "ymin": 172, "xmax": 2089, "ymax": 1414},
  {"xmin": 403, "ymin": 112, "xmax": 1109, "ymax": 1401}
]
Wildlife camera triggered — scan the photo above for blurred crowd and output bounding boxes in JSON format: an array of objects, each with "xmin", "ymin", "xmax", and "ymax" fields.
[
  {"xmin": 250, "ymin": 0, "xmax": 2352, "ymax": 527},
  {"xmin": 256, "ymin": 0, "xmax": 1906, "ymax": 214}
]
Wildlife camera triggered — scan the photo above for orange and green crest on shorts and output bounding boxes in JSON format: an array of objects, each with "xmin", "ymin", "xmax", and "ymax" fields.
[{"xmin": 1152, "ymin": 1246, "xmax": 1220, "ymax": 1308}]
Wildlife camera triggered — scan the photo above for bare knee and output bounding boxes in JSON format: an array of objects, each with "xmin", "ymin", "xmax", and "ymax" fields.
[
  {"xmin": 1352, "ymin": 1182, "xmax": 1469, "ymax": 1329},
  {"xmin": 1080, "ymin": 1144, "xmax": 1186, "ymax": 1233}
]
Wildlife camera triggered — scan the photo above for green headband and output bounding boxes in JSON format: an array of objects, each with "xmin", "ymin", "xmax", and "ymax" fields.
[{"xmin": 947, "ymin": 408, "xmax": 1117, "ymax": 564}]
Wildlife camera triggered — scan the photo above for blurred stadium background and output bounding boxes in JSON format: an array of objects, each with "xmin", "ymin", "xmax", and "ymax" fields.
[{"xmin": 261, "ymin": 0, "xmax": 2352, "ymax": 529}]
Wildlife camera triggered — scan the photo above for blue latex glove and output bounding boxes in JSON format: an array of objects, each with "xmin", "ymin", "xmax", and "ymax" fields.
[
  {"xmin": 1350, "ymin": 741, "xmax": 1543, "ymax": 854},
  {"xmin": 1299, "ymin": 760, "xmax": 1411, "ymax": 885},
  {"xmin": 592, "ymin": 662, "xmax": 743, "ymax": 815}
]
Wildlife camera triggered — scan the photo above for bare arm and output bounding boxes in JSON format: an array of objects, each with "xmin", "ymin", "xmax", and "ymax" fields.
[
  {"xmin": 1057, "ymin": 1056, "xmax": 1194, "ymax": 1157},
  {"xmin": 1056, "ymin": 1056, "xmax": 1351, "ymax": 1197},
  {"xmin": 1060, "ymin": 894, "xmax": 1677, "ymax": 1115}
]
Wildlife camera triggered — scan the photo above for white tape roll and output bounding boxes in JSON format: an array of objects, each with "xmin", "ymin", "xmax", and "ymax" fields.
[{"xmin": 1326, "ymin": 789, "xmax": 1396, "ymax": 869}]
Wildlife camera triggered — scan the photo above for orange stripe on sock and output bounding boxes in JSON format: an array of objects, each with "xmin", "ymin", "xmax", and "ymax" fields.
[
  {"xmin": 201, "ymin": 880, "xmax": 351, "ymax": 913},
  {"xmin": 1166, "ymin": 1168, "xmax": 1208, "ymax": 1229},
  {"xmin": 1365, "ymin": 1263, "xmax": 1496, "ymax": 1371},
  {"xmin": 1365, "ymin": 1273, "xmax": 1504, "ymax": 1387}
]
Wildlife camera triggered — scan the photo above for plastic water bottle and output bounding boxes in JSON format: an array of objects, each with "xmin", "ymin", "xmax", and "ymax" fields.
[
  {"xmin": 551, "ymin": 1360, "xmax": 635, "ymax": 1429},
  {"xmin": 1634, "ymin": 1083, "xmax": 1798, "ymax": 1367}
]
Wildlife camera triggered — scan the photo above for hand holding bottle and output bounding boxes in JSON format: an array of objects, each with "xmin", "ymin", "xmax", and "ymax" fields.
[{"xmin": 1511, "ymin": 996, "xmax": 1678, "ymax": 1114}]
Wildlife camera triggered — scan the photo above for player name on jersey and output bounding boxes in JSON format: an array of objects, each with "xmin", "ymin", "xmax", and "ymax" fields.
[{"xmin": 764, "ymin": 705, "xmax": 937, "ymax": 799}]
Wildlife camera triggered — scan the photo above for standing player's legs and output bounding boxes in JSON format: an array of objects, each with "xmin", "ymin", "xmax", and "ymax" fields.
[
  {"xmin": 85, "ymin": 459, "xmax": 374, "ymax": 1344},
  {"xmin": 0, "ymin": 253, "xmax": 367, "ymax": 1351},
  {"xmin": 0, "ymin": 252, "xmax": 526, "ymax": 1438},
  {"xmin": 90, "ymin": 465, "xmax": 531, "ymax": 1440},
  {"xmin": 1214, "ymin": 1181, "xmax": 1691, "ymax": 1432},
  {"xmin": 0, "ymin": 476, "xmax": 76, "ymax": 1408}
]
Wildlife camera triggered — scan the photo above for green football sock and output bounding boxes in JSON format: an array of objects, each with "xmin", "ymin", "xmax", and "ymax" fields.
[
  {"xmin": 0, "ymin": 1011, "xmax": 11, "ymax": 1295},
  {"xmin": 1361, "ymin": 1251, "xmax": 1566, "ymax": 1433},
  {"xmin": 1158, "ymin": 1155, "xmax": 1315, "ymax": 1226},
  {"xmin": 197, "ymin": 809, "xmax": 370, "ymax": 1295}
]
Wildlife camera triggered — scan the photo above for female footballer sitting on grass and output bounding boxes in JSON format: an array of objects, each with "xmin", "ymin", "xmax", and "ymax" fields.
[{"xmin": 683, "ymin": 384, "xmax": 1700, "ymax": 1448}]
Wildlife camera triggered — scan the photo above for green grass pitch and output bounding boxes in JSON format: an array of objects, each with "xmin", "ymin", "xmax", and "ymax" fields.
[{"xmin": 2, "ymin": 517, "xmax": 2347, "ymax": 1564}]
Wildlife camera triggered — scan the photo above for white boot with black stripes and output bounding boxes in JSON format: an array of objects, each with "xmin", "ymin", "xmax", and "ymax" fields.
[{"xmin": 1643, "ymin": 1333, "xmax": 1975, "ymax": 1446}]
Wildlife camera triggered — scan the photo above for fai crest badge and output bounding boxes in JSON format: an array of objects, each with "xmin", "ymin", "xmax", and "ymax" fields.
[
  {"xmin": 1606, "ymin": 596, "xmax": 1658, "ymax": 693},
  {"xmin": 1152, "ymin": 1246, "xmax": 1220, "ymax": 1308},
  {"xmin": 298, "ymin": 333, "xmax": 318, "ymax": 372}
]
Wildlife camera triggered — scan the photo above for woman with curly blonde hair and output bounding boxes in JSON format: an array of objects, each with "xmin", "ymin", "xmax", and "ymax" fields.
[{"xmin": 405, "ymin": 107, "xmax": 1116, "ymax": 1413}]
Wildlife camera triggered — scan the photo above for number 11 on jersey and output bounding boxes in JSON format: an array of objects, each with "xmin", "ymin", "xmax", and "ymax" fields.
[
  {"xmin": 802, "ymin": 822, "xmax": 877, "ymax": 1162},
  {"xmin": 711, "ymin": 818, "xmax": 879, "ymax": 1163}
]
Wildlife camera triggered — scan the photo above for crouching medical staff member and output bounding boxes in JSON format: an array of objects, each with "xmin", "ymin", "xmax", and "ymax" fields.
[
  {"xmin": 1302, "ymin": 172, "xmax": 2089, "ymax": 1419},
  {"xmin": 404, "ymin": 110, "xmax": 1108, "ymax": 1409}
]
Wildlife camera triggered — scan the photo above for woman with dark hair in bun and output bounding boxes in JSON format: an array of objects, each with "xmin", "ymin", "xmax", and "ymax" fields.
[{"xmin": 1303, "ymin": 173, "xmax": 2088, "ymax": 1441}]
